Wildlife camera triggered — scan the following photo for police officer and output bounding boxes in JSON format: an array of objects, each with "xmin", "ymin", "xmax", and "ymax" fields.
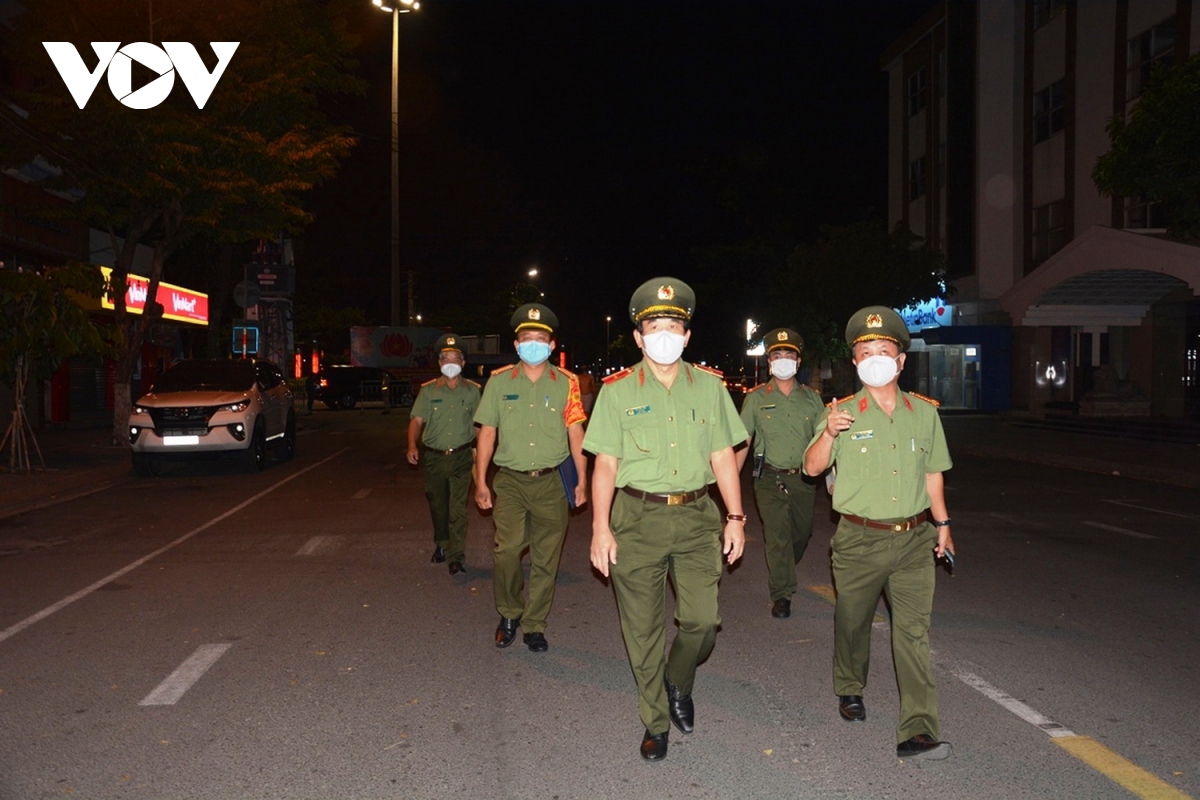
[
  {"xmin": 735, "ymin": 328, "xmax": 824, "ymax": 619},
  {"xmin": 473, "ymin": 304, "xmax": 588, "ymax": 653},
  {"xmin": 803, "ymin": 306, "xmax": 956, "ymax": 761},
  {"xmin": 407, "ymin": 333, "xmax": 481, "ymax": 574},
  {"xmin": 585, "ymin": 277, "xmax": 748, "ymax": 762}
]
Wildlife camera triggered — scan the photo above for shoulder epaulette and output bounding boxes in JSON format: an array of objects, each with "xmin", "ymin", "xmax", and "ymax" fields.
[
  {"xmin": 465, "ymin": 378, "xmax": 482, "ymax": 389},
  {"xmin": 826, "ymin": 394, "xmax": 856, "ymax": 408},
  {"xmin": 746, "ymin": 382, "xmax": 768, "ymax": 394},
  {"xmin": 602, "ymin": 366, "xmax": 635, "ymax": 385},
  {"xmin": 555, "ymin": 365, "xmax": 577, "ymax": 379},
  {"xmin": 420, "ymin": 377, "xmax": 438, "ymax": 387},
  {"xmin": 491, "ymin": 364, "xmax": 517, "ymax": 375},
  {"xmin": 693, "ymin": 364, "xmax": 723, "ymax": 378},
  {"xmin": 908, "ymin": 392, "xmax": 941, "ymax": 408}
]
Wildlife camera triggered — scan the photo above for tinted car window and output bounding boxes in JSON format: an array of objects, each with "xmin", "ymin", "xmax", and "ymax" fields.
[{"xmin": 152, "ymin": 360, "xmax": 256, "ymax": 393}]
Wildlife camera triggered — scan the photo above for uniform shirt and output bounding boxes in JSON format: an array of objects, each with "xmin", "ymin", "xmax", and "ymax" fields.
[
  {"xmin": 808, "ymin": 387, "xmax": 952, "ymax": 520},
  {"xmin": 474, "ymin": 364, "xmax": 586, "ymax": 470},
  {"xmin": 410, "ymin": 376, "xmax": 481, "ymax": 450},
  {"xmin": 583, "ymin": 360, "xmax": 748, "ymax": 492},
  {"xmin": 739, "ymin": 378, "xmax": 824, "ymax": 469}
]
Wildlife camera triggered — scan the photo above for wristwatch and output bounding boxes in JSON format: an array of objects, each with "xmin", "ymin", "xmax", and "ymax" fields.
[
  {"xmin": 932, "ymin": 518, "xmax": 952, "ymax": 527},
  {"xmin": 725, "ymin": 513, "xmax": 747, "ymax": 523}
]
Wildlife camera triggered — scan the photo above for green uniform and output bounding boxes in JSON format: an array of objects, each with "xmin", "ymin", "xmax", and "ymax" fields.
[
  {"xmin": 808, "ymin": 386, "xmax": 952, "ymax": 743},
  {"xmin": 584, "ymin": 360, "xmax": 747, "ymax": 734},
  {"xmin": 475, "ymin": 363, "xmax": 586, "ymax": 634},
  {"xmin": 410, "ymin": 376, "xmax": 480, "ymax": 563},
  {"xmin": 739, "ymin": 378, "xmax": 824, "ymax": 602}
]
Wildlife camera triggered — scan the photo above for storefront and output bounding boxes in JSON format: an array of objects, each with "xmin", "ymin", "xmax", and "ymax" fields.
[{"xmin": 899, "ymin": 298, "xmax": 1012, "ymax": 412}]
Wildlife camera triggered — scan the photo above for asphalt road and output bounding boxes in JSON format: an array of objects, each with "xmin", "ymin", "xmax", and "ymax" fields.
[{"xmin": 0, "ymin": 408, "xmax": 1196, "ymax": 800}]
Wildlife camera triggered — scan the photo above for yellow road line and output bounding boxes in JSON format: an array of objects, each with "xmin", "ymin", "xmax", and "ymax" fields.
[
  {"xmin": 1054, "ymin": 737, "xmax": 1192, "ymax": 800},
  {"xmin": 806, "ymin": 584, "xmax": 885, "ymax": 624}
]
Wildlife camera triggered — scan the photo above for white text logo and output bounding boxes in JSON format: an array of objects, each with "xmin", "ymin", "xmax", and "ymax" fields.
[{"xmin": 42, "ymin": 42, "xmax": 239, "ymax": 110}]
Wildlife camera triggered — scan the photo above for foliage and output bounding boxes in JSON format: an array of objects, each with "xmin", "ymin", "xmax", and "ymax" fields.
[{"xmin": 1093, "ymin": 53, "xmax": 1200, "ymax": 241}]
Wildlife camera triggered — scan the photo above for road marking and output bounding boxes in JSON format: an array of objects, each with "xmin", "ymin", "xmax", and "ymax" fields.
[
  {"xmin": 296, "ymin": 535, "xmax": 344, "ymax": 556},
  {"xmin": 1082, "ymin": 521, "xmax": 1156, "ymax": 540},
  {"xmin": 1102, "ymin": 500, "xmax": 1195, "ymax": 519},
  {"xmin": 951, "ymin": 668, "xmax": 1193, "ymax": 799},
  {"xmin": 0, "ymin": 448, "xmax": 349, "ymax": 647},
  {"xmin": 139, "ymin": 644, "xmax": 231, "ymax": 706},
  {"xmin": 352, "ymin": 488, "xmax": 373, "ymax": 499},
  {"xmin": 806, "ymin": 585, "xmax": 886, "ymax": 625}
]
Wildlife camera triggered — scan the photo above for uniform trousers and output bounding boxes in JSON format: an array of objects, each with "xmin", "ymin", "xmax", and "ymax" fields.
[
  {"xmin": 422, "ymin": 447, "xmax": 473, "ymax": 563},
  {"xmin": 831, "ymin": 516, "xmax": 940, "ymax": 743},
  {"xmin": 492, "ymin": 468, "xmax": 569, "ymax": 634},
  {"xmin": 609, "ymin": 490, "xmax": 723, "ymax": 735},
  {"xmin": 751, "ymin": 470, "xmax": 816, "ymax": 602}
]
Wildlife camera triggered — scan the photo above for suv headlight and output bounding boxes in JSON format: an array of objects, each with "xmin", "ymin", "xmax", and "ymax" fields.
[
  {"xmin": 218, "ymin": 401, "xmax": 250, "ymax": 413},
  {"xmin": 133, "ymin": 406, "xmax": 148, "ymax": 415}
]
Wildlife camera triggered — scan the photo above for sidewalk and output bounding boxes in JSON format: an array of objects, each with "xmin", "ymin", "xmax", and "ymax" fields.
[{"xmin": 2, "ymin": 413, "xmax": 1199, "ymax": 522}]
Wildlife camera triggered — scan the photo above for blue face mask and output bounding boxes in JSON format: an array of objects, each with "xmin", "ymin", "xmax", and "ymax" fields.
[{"xmin": 516, "ymin": 340, "xmax": 552, "ymax": 365}]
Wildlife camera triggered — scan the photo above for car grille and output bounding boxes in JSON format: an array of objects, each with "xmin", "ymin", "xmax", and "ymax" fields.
[{"xmin": 149, "ymin": 406, "xmax": 217, "ymax": 436}]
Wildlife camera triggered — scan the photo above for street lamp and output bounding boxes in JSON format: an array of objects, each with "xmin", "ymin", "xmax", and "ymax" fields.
[
  {"xmin": 372, "ymin": 0, "xmax": 420, "ymax": 327},
  {"xmin": 605, "ymin": 315, "xmax": 612, "ymax": 372}
]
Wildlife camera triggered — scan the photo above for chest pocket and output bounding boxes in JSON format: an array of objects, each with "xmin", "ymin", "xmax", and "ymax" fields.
[
  {"xmin": 683, "ymin": 411, "xmax": 712, "ymax": 457},
  {"xmin": 620, "ymin": 411, "xmax": 657, "ymax": 459},
  {"xmin": 844, "ymin": 429, "xmax": 885, "ymax": 480}
]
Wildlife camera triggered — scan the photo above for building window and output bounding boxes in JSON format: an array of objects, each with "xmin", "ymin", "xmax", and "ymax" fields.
[
  {"xmin": 909, "ymin": 157, "xmax": 927, "ymax": 200},
  {"xmin": 1032, "ymin": 201, "xmax": 1066, "ymax": 263},
  {"xmin": 1033, "ymin": 0, "xmax": 1066, "ymax": 29},
  {"xmin": 1033, "ymin": 79, "xmax": 1065, "ymax": 143},
  {"xmin": 1128, "ymin": 18, "xmax": 1175, "ymax": 100},
  {"xmin": 908, "ymin": 68, "xmax": 927, "ymax": 117},
  {"xmin": 1126, "ymin": 199, "xmax": 1169, "ymax": 229}
]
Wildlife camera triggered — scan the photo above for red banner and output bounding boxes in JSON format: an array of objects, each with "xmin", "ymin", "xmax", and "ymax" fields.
[{"xmin": 100, "ymin": 266, "xmax": 208, "ymax": 325}]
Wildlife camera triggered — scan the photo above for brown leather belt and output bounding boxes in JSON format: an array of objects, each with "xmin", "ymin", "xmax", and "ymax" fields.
[
  {"xmin": 622, "ymin": 485, "xmax": 708, "ymax": 506},
  {"xmin": 841, "ymin": 512, "xmax": 928, "ymax": 532},
  {"xmin": 764, "ymin": 464, "xmax": 803, "ymax": 475},
  {"xmin": 433, "ymin": 441, "xmax": 474, "ymax": 455},
  {"xmin": 503, "ymin": 466, "xmax": 556, "ymax": 478}
]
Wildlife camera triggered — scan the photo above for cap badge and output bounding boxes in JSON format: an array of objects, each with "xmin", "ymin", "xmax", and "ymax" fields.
[
  {"xmin": 866, "ymin": 313, "xmax": 883, "ymax": 329},
  {"xmin": 446, "ymin": 337, "xmax": 456, "ymax": 345},
  {"xmin": 657, "ymin": 285, "xmax": 675, "ymax": 301},
  {"xmin": 528, "ymin": 308, "xmax": 541, "ymax": 321},
  {"xmin": 778, "ymin": 332, "xmax": 788, "ymax": 341}
]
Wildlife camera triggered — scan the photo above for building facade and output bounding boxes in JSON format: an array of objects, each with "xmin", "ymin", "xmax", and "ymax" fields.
[{"xmin": 882, "ymin": 0, "xmax": 1200, "ymax": 418}]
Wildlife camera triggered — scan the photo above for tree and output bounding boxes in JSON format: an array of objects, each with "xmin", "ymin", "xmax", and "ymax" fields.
[
  {"xmin": 0, "ymin": 263, "xmax": 121, "ymax": 473},
  {"xmin": 0, "ymin": 0, "xmax": 361, "ymax": 445},
  {"xmin": 1093, "ymin": 53, "xmax": 1200, "ymax": 241}
]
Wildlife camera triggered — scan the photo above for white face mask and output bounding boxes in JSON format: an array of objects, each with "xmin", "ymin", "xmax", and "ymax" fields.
[
  {"xmin": 769, "ymin": 358, "xmax": 798, "ymax": 380},
  {"xmin": 856, "ymin": 354, "xmax": 900, "ymax": 388},
  {"xmin": 641, "ymin": 330, "xmax": 686, "ymax": 365},
  {"xmin": 440, "ymin": 362, "xmax": 462, "ymax": 379}
]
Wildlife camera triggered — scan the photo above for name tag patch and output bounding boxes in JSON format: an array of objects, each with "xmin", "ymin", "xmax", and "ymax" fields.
[
  {"xmin": 503, "ymin": 394, "xmax": 520, "ymax": 401},
  {"xmin": 761, "ymin": 404, "xmax": 776, "ymax": 411},
  {"xmin": 625, "ymin": 405, "xmax": 651, "ymax": 416},
  {"xmin": 848, "ymin": 430, "xmax": 874, "ymax": 441}
]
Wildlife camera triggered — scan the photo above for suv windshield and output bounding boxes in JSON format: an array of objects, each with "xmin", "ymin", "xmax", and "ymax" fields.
[{"xmin": 152, "ymin": 361, "xmax": 256, "ymax": 393}]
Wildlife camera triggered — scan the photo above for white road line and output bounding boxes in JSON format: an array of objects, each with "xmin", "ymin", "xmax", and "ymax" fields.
[
  {"xmin": 0, "ymin": 448, "xmax": 349, "ymax": 646},
  {"xmin": 1082, "ymin": 521, "xmax": 1156, "ymax": 540},
  {"xmin": 296, "ymin": 536, "xmax": 344, "ymax": 556},
  {"xmin": 139, "ymin": 644, "xmax": 231, "ymax": 706},
  {"xmin": 1102, "ymin": 500, "xmax": 1195, "ymax": 519},
  {"xmin": 950, "ymin": 667, "xmax": 1077, "ymax": 738},
  {"xmin": 352, "ymin": 488, "xmax": 372, "ymax": 499}
]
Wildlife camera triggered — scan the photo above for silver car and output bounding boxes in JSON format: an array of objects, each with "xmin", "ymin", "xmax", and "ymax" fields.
[{"xmin": 129, "ymin": 359, "xmax": 295, "ymax": 475}]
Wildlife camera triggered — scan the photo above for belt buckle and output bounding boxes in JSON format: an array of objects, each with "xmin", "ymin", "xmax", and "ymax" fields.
[
  {"xmin": 891, "ymin": 522, "xmax": 905, "ymax": 532},
  {"xmin": 666, "ymin": 494, "xmax": 684, "ymax": 506}
]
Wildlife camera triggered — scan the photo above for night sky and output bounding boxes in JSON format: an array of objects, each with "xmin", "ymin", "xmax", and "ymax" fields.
[{"xmin": 302, "ymin": 0, "xmax": 934, "ymax": 366}]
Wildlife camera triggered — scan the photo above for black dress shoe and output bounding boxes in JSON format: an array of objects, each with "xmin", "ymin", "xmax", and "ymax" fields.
[
  {"xmin": 640, "ymin": 729, "xmax": 669, "ymax": 761},
  {"xmin": 448, "ymin": 561, "xmax": 465, "ymax": 575},
  {"xmin": 771, "ymin": 598, "xmax": 791, "ymax": 618},
  {"xmin": 494, "ymin": 617, "xmax": 520, "ymax": 648},
  {"xmin": 664, "ymin": 675, "xmax": 694, "ymax": 734},
  {"xmin": 431, "ymin": 546, "xmax": 446, "ymax": 563},
  {"xmin": 897, "ymin": 734, "xmax": 952, "ymax": 760},
  {"xmin": 838, "ymin": 695, "xmax": 866, "ymax": 722},
  {"xmin": 523, "ymin": 632, "xmax": 548, "ymax": 652}
]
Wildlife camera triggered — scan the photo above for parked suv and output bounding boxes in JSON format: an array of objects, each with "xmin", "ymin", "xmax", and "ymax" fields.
[
  {"xmin": 128, "ymin": 359, "xmax": 295, "ymax": 475},
  {"xmin": 313, "ymin": 366, "xmax": 390, "ymax": 410}
]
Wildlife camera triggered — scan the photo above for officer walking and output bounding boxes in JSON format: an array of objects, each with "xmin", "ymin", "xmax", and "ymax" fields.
[
  {"xmin": 585, "ymin": 277, "xmax": 748, "ymax": 762},
  {"xmin": 407, "ymin": 333, "xmax": 481, "ymax": 575},
  {"xmin": 735, "ymin": 328, "xmax": 824, "ymax": 619},
  {"xmin": 804, "ymin": 306, "xmax": 956, "ymax": 761},
  {"xmin": 473, "ymin": 304, "xmax": 588, "ymax": 653}
]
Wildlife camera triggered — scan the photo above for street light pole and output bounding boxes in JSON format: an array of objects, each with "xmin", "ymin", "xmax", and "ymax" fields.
[{"xmin": 605, "ymin": 315, "xmax": 612, "ymax": 372}]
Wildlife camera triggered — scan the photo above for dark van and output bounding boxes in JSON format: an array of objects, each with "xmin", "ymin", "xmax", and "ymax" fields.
[{"xmin": 314, "ymin": 366, "xmax": 390, "ymax": 410}]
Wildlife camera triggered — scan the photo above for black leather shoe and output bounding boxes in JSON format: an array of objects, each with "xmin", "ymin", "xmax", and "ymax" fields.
[
  {"xmin": 431, "ymin": 546, "xmax": 446, "ymax": 563},
  {"xmin": 664, "ymin": 675, "xmax": 694, "ymax": 734},
  {"xmin": 838, "ymin": 695, "xmax": 866, "ymax": 722},
  {"xmin": 448, "ymin": 561, "xmax": 465, "ymax": 575},
  {"xmin": 640, "ymin": 729, "xmax": 669, "ymax": 761},
  {"xmin": 771, "ymin": 598, "xmax": 791, "ymax": 618},
  {"xmin": 523, "ymin": 632, "xmax": 548, "ymax": 652},
  {"xmin": 494, "ymin": 617, "xmax": 519, "ymax": 648},
  {"xmin": 897, "ymin": 734, "xmax": 952, "ymax": 760}
]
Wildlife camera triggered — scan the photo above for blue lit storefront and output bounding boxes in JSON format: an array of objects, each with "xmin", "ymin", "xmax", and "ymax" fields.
[{"xmin": 898, "ymin": 298, "xmax": 1011, "ymax": 411}]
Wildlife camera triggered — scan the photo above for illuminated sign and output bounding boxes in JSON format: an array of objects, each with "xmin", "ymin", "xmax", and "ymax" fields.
[
  {"xmin": 100, "ymin": 266, "xmax": 208, "ymax": 325},
  {"xmin": 899, "ymin": 297, "xmax": 952, "ymax": 332}
]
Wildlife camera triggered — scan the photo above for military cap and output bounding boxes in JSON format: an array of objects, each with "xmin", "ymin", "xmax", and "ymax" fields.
[
  {"xmin": 763, "ymin": 327, "xmax": 803, "ymax": 355},
  {"xmin": 845, "ymin": 305, "xmax": 910, "ymax": 351},
  {"xmin": 628, "ymin": 277, "xmax": 696, "ymax": 324},
  {"xmin": 511, "ymin": 303, "xmax": 558, "ymax": 334},
  {"xmin": 434, "ymin": 333, "xmax": 463, "ymax": 354}
]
